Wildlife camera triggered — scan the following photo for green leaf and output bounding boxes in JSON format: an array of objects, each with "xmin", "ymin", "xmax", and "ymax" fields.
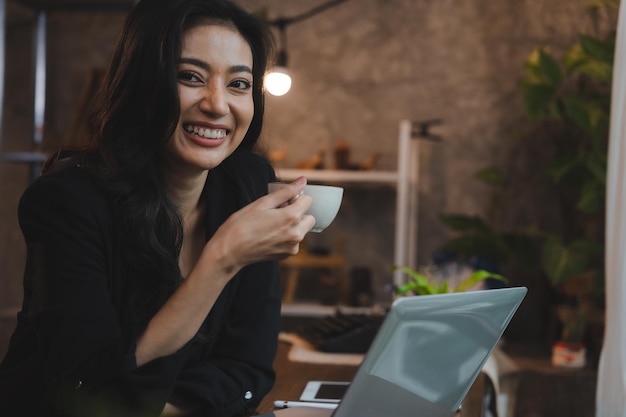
[
  {"xmin": 563, "ymin": 95, "xmax": 608, "ymax": 139},
  {"xmin": 393, "ymin": 266, "xmax": 507, "ymax": 295},
  {"xmin": 500, "ymin": 233, "xmax": 541, "ymax": 269},
  {"xmin": 522, "ymin": 48, "xmax": 548, "ymax": 84},
  {"xmin": 563, "ymin": 43, "xmax": 587, "ymax": 73},
  {"xmin": 475, "ymin": 166, "xmax": 504, "ymax": 187},
  {"xmin": 563, "ymin": 34, "xmax": 614, "ymax": 81},
  {"xmin": 393, "ymin": 266, "xmax": 438, "ymax": 296},
  {"xmin": 586, "ymin": 148, "xmax": 607, "ymax": 184},
  {"xmin": 523, "ymin": 48, "xmax": 563, "ymax": 87},
  {"xmin": 395, "ymin": 265, "xmax": 428, "ymax": 282},
  {"xmin": 586, "ymin": 0, "xmax": 618, "ymax": 11},
  {"xmin": 541, "ymin": 238, "xmax": 593, "ymax": 286},
  {"xmin": 572, "ymin": 60, "xmax": 613, "ymax": 82},
  {"xmin": 455, "ymin": 270, "xmax": 507, "ymax": 292},
  {"xmin": 538, "ymin": 48, "xmax": 563, "ymax": 86},
  {"xmin": 590, "ymin": 109, "xmax": 610, "ymax": 144},
  {"xmin": 579, "ymin": 34, "xmax": 615, "ymax": 64},
  {"xmin": 563, "ymin": 95, "xmax": 594, "ymax": 133},
  {"xmin": 521, "ymin": 84, "xmax": 558, "ymax": 119},
  {"xmin": 548, "ymin": 155, "xmax": 585, "ymax": 184},
  {"xmin": 577, "ymin": 179, "xmax": 605, "ymax": 213}
]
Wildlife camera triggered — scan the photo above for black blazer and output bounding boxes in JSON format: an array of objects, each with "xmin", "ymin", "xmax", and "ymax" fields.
[{"xmin": 0, "ymin": 150, "xmax": 281, "ymax": 417}]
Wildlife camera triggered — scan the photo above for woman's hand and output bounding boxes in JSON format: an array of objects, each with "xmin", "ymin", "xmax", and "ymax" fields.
[
  {"xmin": 205, "ymin": 176, "xmax": 315, "ymax": 273},
  {"xmin": 136, "ymin": 177, "xmax": 313, "ymax": 366}
]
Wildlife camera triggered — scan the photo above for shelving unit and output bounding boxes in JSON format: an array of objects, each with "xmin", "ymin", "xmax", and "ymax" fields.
[{"xmin": 276, "ymin": 119, "xmax": 420, "ymax": 290}]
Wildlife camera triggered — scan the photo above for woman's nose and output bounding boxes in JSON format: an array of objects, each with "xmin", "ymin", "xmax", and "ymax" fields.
[{"xmin": 199, "ymin": 83, "xmax": 229, "ymax": 116}]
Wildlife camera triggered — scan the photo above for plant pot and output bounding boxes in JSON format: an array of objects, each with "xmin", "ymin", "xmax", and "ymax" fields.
[{"xmin": 552, "ymin": 341, "xmax": 586, "ymax": 368}]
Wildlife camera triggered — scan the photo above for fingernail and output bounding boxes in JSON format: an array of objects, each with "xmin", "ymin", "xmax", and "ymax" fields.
[{"xmin": 294, "ymin": 176, "xmax": 307, "ymax": 185}]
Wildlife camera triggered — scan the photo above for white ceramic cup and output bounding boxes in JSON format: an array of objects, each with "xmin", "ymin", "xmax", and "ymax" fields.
[{"xmin": 268, "ymin": 182, "xmax": 344, "ymax": 233}]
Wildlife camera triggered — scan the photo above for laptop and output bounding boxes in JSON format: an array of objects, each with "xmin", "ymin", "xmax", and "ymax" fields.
[{"xmin": 259, "ymin": 286, "xmax": 527, "ymax": 417}]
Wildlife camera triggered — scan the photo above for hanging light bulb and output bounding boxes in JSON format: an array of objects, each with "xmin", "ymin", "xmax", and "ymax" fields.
[
  {"xmin": 265, "ymin": 49, "xmax": 292, "ymax": 96},
  {"xmin": 265, "ymin": 1, "xmax": 347, "ymax": 96}
]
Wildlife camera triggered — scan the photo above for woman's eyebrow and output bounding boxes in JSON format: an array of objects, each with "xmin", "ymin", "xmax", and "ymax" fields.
[{"xmin": 178, "ymin": 57, "xmax": 252, "ymax": 74}]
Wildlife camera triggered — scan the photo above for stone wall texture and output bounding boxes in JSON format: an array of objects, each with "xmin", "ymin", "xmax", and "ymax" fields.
[{"xmin": 0, "ymin": 0, "xmax": 619, "ymax": 356}]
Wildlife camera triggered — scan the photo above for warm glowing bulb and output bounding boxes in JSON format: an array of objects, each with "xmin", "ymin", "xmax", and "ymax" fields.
[{"xmin": 265, "ymin": 67, "xmax": 292, "ymax": 96}]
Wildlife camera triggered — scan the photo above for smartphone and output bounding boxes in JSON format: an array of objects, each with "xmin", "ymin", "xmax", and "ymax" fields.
[{"xmin": 299, "ymin": 380, "xmax": 350, "ymax": 403}]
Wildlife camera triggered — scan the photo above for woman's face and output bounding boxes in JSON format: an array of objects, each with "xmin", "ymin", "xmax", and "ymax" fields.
[{"xmin": 162, "ymin": 23, "xmax": 254, "ymax": 175}]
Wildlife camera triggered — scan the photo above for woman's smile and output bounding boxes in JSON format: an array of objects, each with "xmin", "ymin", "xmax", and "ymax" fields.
[
  {"xmin": 183, "ymin": 123, "xmax": 230, "ymax": 147},
  {"xmin": 184, "ymin": 124, "xmax": 229, "ymax": 140}
]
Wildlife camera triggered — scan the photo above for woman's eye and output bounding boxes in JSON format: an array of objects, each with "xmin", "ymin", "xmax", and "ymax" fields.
[
  {"xmin": 230, "ymin": 79, "xmax": 252, "ymax": 90},
  {"xmin": 178, "ymin": 71, "xmax": 202, "ymax": 83}
]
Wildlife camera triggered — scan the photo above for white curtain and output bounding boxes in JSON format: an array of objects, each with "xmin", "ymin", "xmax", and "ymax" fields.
[{"xmin": 596, "ymin": 2, "xmax": 626, "ymax": 416}]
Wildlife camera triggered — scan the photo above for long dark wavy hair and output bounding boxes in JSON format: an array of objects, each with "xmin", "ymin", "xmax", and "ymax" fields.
[{"xmin": 53, "ymin": 0, "xmax": 274, "ymax": 329}]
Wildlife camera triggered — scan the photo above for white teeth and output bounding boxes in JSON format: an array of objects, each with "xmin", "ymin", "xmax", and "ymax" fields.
[
  {"xmin": 185, "ymin": 125, "xmax": 227, "ymax": 139},
  {"xmin": 204, "ymin": 129, "xmax": 225, "ymax": 139}
]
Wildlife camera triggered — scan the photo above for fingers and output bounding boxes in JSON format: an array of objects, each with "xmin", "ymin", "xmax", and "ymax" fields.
[
  {"xmin": 284, "ymin": 190, "xmax": 303, "ymax": 207},
  {"xmin": 267, "ymin": 177, "xmax": 308, "ymax": 209},
  {"xmin": 214, "ymin": 177, "xmax": 316, "ymax": 266},
  {"xmin": 268, "ymin": 177, "xmax": 315, "ymax": 234},
  {"xmin": 300, "ymin": 213, "xmax": 316, "ymax": 233},
  {"xmin": 271, "ymin": 200, "xmax": 315, "ymax": 236},
  {"xmin": 276, "ymin": 192, "xmax": 315, "ymax": 234},
  {"xmin": 271, "ymin": 212, "xmax": 315, "ymax": 259}
]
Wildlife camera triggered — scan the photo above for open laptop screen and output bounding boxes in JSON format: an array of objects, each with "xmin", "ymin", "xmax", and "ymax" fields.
[{"xmin": 334, "ymin": 287, "xmax": 527, "ymax": 417}]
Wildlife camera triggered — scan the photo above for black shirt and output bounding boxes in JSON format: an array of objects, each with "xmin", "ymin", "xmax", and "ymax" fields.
[{"xmin": 0, "ymin": 151, "xmax": 281, "ymax": 417}]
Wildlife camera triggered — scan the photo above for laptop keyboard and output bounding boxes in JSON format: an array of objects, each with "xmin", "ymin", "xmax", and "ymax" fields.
[{"xmin": 294, "ymin": 312, "xmax": 386, "ymax": 354}]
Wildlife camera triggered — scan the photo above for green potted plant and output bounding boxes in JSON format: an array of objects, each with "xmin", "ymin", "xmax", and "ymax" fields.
[
  {"xmin": 437, "ymin": 1, "xmax": 616, "ymax": 366},
  {"xmin": 519, "ymin": 2, "xmax": 615, "ymax": 366},
  {"xmin": 393, "ymin": 265, "xmax": 506, "ymax": 296}
]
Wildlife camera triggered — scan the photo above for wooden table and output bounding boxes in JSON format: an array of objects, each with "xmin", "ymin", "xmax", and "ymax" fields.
[
  {"xmin": 256, "ymin": 341, "xmax": 485, "ymax": 416},
  {"xmin": 256, "ymin": 341, "xmax": 358, "ymax": 413}
]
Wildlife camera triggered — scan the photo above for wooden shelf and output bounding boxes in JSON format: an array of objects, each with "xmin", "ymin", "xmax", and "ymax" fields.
[
  {"xmin": 276, "ymin": 168, "xmax": 399, "ymax": 184},
  {"xmin": 277, "ymin": 120, "xmax": 419, "ymax": 291}
]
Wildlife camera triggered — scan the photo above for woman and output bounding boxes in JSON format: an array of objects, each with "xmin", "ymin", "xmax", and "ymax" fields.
[{"xmin": 0, "ymin": 0, "xmax": 314, "ymax": 416}]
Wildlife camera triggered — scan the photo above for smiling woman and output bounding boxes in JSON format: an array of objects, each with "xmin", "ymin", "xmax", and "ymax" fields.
[{"xmin": 0, "ymin": 1, "xmax": 317, "ymax": 416}]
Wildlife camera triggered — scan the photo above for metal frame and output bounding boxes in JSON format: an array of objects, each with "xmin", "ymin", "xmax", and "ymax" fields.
[
  {"xmin": 392, "ymin": 119, "xmax": 419, "ymax": 289},
  {"xmin": 0, "ymin": 0, "xmax": 136, "ymax": 182},
  {"xmin": 0, "ymin": 0, "xmax": 5, "ymax": 173}
]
